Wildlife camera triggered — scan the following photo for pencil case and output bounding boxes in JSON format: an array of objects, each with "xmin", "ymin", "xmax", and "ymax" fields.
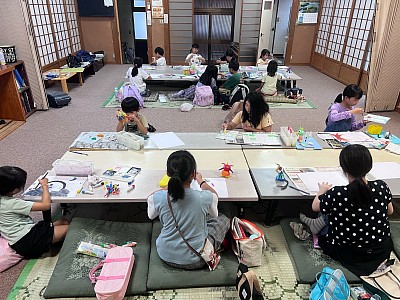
[
  {"xmin": 53, "ymin": 159, "xmax": 94, "ymax": 176},
  {"xmin": 116, "ymin": 131, "xmax": 144, "ymax": 150}
]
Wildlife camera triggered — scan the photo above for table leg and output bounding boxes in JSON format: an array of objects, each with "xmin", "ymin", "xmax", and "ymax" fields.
[
  {"xmin": 78, "ymin": 73, "xmax": 83, "ymax": 86},
  {"xmin": 293, "ymin": 80, "xmax": 297, "ymax": 88},
  {"xmin": 264, "ymin": 199, "xmax": 279, "ymax": 226},
  {"xmin": 60, "ymin": 79, "xmax": 69, "ymax": 94}
]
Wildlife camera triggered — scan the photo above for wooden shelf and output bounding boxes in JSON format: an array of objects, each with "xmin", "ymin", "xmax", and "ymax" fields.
[{"xmin": 0, "ymin": 61, "xmax": 35, "ymax": 121}]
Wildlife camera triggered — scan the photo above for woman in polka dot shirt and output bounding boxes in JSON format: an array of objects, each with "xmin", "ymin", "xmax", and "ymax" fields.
[{"xmin": 311, "ymin": 144, "xmax": 394, "ymax": 276}]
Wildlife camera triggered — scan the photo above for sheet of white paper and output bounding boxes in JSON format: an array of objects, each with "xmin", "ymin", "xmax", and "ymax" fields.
[
  {"xmin": 215, "ymin": 130, "xmax": 239, "ymax": 142},
  {"xmin": 330, "ymin": 132, "xmax": 374, "ymax": 142},
  {"xmin": 158, "ymin": 94, "xmax": 168, "ymax": 102},
  {"xmin": 23, "ymin": 176, "xmax": 86, "ymax": 199},
  {"xmin": 149, "ymin": 132, "xmax": 185, "ymax": 149},
  {"xmin": 317, "ymin": 133, "xmax": 335, "ymax": 140},
  {"xmin": 364, "ymin": 114, "xmax": 391, "ymax": 124},
  {"xmin": 191, "ymin": 178, "xmax": 229, "ymax": 198},
  {"xmin": 104, "ymin": 0, "xmax": 113, "ymax": 7},
  {"xmin": 369, "ymin": 162, "xmax": 400, "ymax": 180},
  {"xmin": 297, "ymin": 171, "xmax": 348, "ymax": 193}
]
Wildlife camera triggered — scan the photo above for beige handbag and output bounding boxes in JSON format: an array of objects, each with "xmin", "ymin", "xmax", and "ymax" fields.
[
  {"xmin": 231, "ymin": 217, "xmax": 266, "ymax": 267},
  {"xmin": 361, "ymin": 255, "xmax": 400, "ymax": 299}
]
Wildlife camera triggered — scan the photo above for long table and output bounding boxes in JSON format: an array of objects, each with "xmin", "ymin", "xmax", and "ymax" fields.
[
  {"xmin": 244, "ymin": 149, "xmax": 400, "ymax": 224},
  {"xmin": 43, "ymin": 149, "xmax": 258, "ymax": 203}
]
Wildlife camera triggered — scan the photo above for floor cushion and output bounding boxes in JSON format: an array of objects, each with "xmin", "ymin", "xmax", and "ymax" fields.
[
  {"xmin": 146, "ymin": 220, "xmax": 238, "ymax": 291},
  {"xmin": 0, "ymin": 235, "xmax": 23, "ymax": 272},
  {"xmin": 280, "ymin": 218, "xmax": 361, "ymax": 283},
  {"xmin": 390, "ymin": 221, "xmax": 400, "ymax": 258},
  {"xmin": 43, "ymin": 217, "xmax": 152, "ymax": 298}
]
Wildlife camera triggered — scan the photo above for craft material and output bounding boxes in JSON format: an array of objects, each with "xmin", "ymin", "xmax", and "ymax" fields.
[
  {"xmin": 127, "ymin": 185, "xmax": 135, "ymax": 192},
  {"xmin": 35, "ymin": 171, "xmax": 49, "ymax": 189},
  {"xmin": 70, "ymin": 132, "xmax": 128, "ymax": 150},
  {"xmin": 280, "ymin": 126, "xmax": 298, "ymax": 147},
  {"xmin": 116, "ymin": 131, "xmax": 144, "ymax": 150},
  {"xmin": 191, "ymin": 178, "xmax": 229, "ymax": 197},
  {"xmin": 288, "ymin": 185, "xmax": 310, "ymax": 195},
  {"xmin": 102, "ymin": 166, "xmax": 141, "ymax": 182},
  {"xmin": 70, "ymin": 151, "xmax": 89, "ymax": 156},
  {"xmin": 364, "ymin": 114, "xmax": 391, "ymax": 124},
  {"xmin": 219, "ymin": 162, "xmax": 233, "ymax": 178},
  {"xmin": 369, "ymin": 162, "xmax": 400, "ymax": 180},
  {"xmin": 104, "ymin": 182, "xmax": 120, "ymax": 197},
  {"xmin": 385, "ymin": 142, "xmax": 400, "ymax": 155},
  {"xmin": 81, "ymin": 190, "xmax": 94, "ymax": 195},
  {"xmin": 148, "ymin": 132, "xmax": 185, "ymax": 149},
  {"xmin": 53, "ymin": 159, "xmax": 94, "ymax": 176},
  {"xmin": 159, "ymin": 174, "xmax": 170, "ymax": 187},
  {"xmin": 275, "ymin": 164, "xmax": 285, "ymax": 181},
  {"xmin": 77, "ymin": 241, "xmax": 109, "ymax": 259},
  {"xmin": 367, "ymin": 124, "xmax": 383, "ymax": 135}
]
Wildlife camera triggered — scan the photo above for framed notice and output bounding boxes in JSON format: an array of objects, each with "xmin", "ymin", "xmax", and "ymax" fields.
[
  {"xmin": 152, "ymin": 0, "xmax": 162, "ymax": 6},
  {"xmin": 298, "ymin": 1, "xmax": 319, "ymax": 24},
  {"xmin": 152, "ymin": 6, "xmax": 163, "ymax": 18}
]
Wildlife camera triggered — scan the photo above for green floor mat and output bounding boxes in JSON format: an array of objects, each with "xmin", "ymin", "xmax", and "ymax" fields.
[
  {"xmin": 146, "ymin": 221, "xmax": 238, "ymax": 290},
  {"xmin": 43, "ymin": 218, "xmax": 152, "ymax": 298},
  {"xmin": 280, "ymin": 218, "xmax": 360, "ymax": 283}
]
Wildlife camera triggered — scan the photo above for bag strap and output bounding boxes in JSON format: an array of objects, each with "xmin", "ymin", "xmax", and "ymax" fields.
[
  {"xmin": 89, "ymin": 260, "xmax": 105, "ymax": 283},
  {"xmin": 372, "ymin": 270, "xmax": 400, "ymax": 299},
  {"xmin": 167, "ymin": 194, "xmax": 202, "ymax": 259}
]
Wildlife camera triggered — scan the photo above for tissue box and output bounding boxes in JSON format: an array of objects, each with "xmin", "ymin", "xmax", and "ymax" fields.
[
  {"xmin": 52, "ymin": 159, "xmax": 94, "ymax": 176},
  {"xmin": 116, "ymin": 131, "xmax": 144, "ymax": 150}
]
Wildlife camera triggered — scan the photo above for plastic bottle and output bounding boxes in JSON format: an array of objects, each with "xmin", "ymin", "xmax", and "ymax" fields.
[
  {"xmin": 0, "ymin": 51, "xmax": 5, "ymax": 65},
  {"xmin": 114, "ymin": 87, "xmax": 119, "ymax": 100}
]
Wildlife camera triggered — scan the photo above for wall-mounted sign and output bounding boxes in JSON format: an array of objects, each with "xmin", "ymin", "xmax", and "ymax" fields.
[
  {"xmin": 152, "ymin": 0, "xmax": 163, "ymax": 7},
  {"xmin": 298, "ymin": 1, "xmax": 319, "ymax": 24},
  {"xmin": 152, "ymin": 6, "xmax": 163, "ymax": 18}
]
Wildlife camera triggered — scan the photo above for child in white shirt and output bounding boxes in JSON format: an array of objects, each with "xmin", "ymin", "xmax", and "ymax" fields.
[
  {"xmin": 150, "ymin": 47, "xmax": 166, "ymax": 66},
  {"xmin": 126, "ymin": 57, "xmax": 152, "ymax": 97},
  {"xmin": 185, "ymin": 43, "xmax": 205, "ymax": 65}
]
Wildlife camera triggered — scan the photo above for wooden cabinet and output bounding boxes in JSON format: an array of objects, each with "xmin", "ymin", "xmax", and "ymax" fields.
[{"xmin": 0, "ymin": 60, "xmax": 35, "ymax": 122}]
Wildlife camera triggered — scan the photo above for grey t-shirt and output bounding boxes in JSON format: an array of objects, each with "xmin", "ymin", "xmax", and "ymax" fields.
[{"xmin": 0, "ymin": 196, "xmax": 34, "ymax": 245}]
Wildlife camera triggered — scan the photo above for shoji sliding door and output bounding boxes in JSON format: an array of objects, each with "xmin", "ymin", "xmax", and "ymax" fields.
[
  {"xmin": 311, "ymin": 0, "xmax": 375, "ymax": 87},
  {"xmin": 27, "ymin": 0, "xmax": 81, "ymax": 69}
]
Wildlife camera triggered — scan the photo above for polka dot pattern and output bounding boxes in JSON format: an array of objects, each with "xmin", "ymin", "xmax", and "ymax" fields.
[{"xmin": 319, "ymin": 180, "xmax": 392, "ymax": 247}]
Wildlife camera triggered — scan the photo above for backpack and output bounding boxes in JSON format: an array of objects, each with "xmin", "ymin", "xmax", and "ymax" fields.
[
  {"xmin": 118, "ymin": 83, "xmax": 144, "ymax": 107},
  {"xmin": 229, "ymin": 84, "xmax": 249, "ymax": 106},
  {"xmin": 76, "ymin": 50, "xmax": 94, "ymax": 62},
  {"xmin": 193, "ymin": 85, "xmax": 214, "ymax": 106},
  {"xmin": 66, "ymin": 54, "xmax": 80, "ymax": 68},
  {"xmin": 236, "ymin": 263, "xmax": 264, "ymax": 300},
  {"xmin": 89, "ymin": 246, "xmax": 134, "ymax": 300}
]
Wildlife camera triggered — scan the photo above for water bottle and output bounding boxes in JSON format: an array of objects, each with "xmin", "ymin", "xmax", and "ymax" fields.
[{"xmin": 114, "ymin": 87, "xmax": 119, "ymax": 100}]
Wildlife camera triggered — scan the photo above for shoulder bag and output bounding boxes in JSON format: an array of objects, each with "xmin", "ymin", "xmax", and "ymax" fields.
[
  {"xmin": 361, "ymin": 256, "xmax": 400, "ymax": 300},
  {"xmin": 309, "ymin": 267, "xmax": 350, "ymax": 300},
  {"xmin": 167, "ymin": 194, "xmax": 220, "ymax": 271}
]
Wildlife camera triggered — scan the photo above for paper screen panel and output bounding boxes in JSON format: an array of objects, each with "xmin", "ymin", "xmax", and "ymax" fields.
[
  {"xmin": 343, "ymin": 0, "xmax": 375, "ymax": 69},
  {"xmin": 65, "ymin": 0, "xmax": 81, "ymax": 53},
  {"xmin": 49, "ymin": 0, "xmax": 71, "ymax": 59},
  {"xmin": 315, "ymin": 0, "xmax": 335, "ymax": 55},
  {"xmin": 326, "ymin": 0, "xmax": 351, "ymax": 61},
  {"xmin": 28, "ymin": 0, "xmax": 57, "ymax": 66}
]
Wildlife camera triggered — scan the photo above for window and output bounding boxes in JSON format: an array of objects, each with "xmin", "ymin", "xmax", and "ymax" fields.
[{"xmin": 27, "ymin": 0, "xmax": 81, "ymax": 68}]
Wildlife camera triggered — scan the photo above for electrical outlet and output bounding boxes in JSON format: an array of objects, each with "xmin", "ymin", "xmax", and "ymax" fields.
[
  {"xmin": 291, "ymin": 55, "xmax": 293, "ymax": 60},
  {"xmin": 112, "ymin": 53, "xmax": 115, "ymax": 58}
]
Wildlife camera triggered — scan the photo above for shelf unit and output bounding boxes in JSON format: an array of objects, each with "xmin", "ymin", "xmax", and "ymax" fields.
[{"xmin": 0, "ymin": 60, "xmax": 36, "ymax": 122}]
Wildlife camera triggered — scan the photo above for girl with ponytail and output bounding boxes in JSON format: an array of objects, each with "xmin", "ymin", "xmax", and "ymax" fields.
[
  {"xmin": 302, "ymin": 144, "xmax": 394, "ymax": 276},
  {"xmin": 324, "ymin": 84, "xmax": 369, "ymax": 132},
  {"xmin": 125, "ymin": 57, "xmax": 152, "ymax": 97},
  {"xmin": 147, "ymin": 150, "xmax": 230, "ymax": 269}
]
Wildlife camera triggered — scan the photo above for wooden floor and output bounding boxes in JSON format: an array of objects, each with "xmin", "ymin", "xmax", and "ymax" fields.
[{"xmin": 0, "ymin": 120, "xmax": 24, "ymax": 141}]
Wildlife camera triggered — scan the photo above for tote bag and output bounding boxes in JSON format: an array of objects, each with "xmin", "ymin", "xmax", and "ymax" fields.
[
  {"xmin": 309, "ymin": 267, "xmax": 350, "ymax": 300},
  {"xmin": 361, "ymin": 256, "xmax": 400, "ymax": 300},
  {"xmin": 231, "ymin": 217, "xmax": 266, "ymax": 267}
]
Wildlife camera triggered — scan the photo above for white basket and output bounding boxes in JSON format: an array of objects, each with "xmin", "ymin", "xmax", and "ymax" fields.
[
  {"xmin": 116, "ymin": 131, "xmax": 144, "ymax": 150},
  {"xmin": 52, "ymin": 159, "xmax": 94, "ymax": 176},
  {"xmin": 280, "ymin": 127, "xmax": 298, "ymax": 147}
]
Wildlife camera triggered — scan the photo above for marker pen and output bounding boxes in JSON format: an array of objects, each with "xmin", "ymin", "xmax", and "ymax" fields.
[
  {"xmin": 81, "ymin": 190, "xmax": 94, "ymax": 195},
  {"xmin": 127, "ymin": 185, "xmax": 135, "ymax": 192},
  {"xmin": 93, "ymin": 181, "xmax": 104, "ymax": 188}
]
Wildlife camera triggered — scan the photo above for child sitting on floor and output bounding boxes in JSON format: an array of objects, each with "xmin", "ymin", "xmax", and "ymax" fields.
[
  {"xmin": 218, "ymin": 60, "xmax": 241, "ymax": 105},
  {"xmin": 126, "ymin": 57, "xmax": 152, "ymax": 97},
  {"xmin": 171, "ymin": 65, "xmax": 218, "ymax": 100},
  {"xmin": 257, "ymin": 49, "xmax": 273, "ymax": 66},
  {"xmin": 0, "ymin": 166, "xmax": 69, "ymax": 258},
  {"xmin": 324, "ymin": 84, "xmax": 368, "ymax": 132},
  {"xmin": 150, "ymin": 47, "xmax": 166, "ymax": 66},
  {"xmin": 116, "ymin": 97, "xmax": 150, "ymax": 135},
  {"xmin": 255, "ymin": 60, "xmax": 281, "ymax": 98}
]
